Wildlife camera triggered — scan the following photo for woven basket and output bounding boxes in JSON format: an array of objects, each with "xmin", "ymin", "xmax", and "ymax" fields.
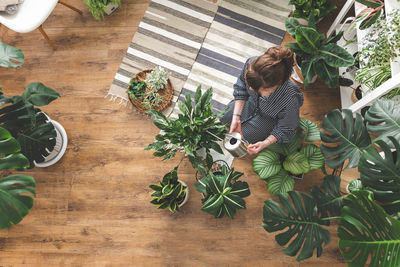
[{"xmin": 127, "ymin": 69, "xmax": 174, "ymax": 113}]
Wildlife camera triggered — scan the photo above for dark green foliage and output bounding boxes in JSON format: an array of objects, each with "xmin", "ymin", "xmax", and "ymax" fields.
[
  {"xmin": 126, "ymin": 76, "xmax": 146, "ymax": 101},
  {"xmin": 84, "ymin": 0, "xmax": 121, "ymax": 20},
  {"xmin": 355, "ymin": 0, "xmax": 384, "ymax": 30},
  {"xmin": 289, "ymin": 0, "xmax": 336, "ymax": 21},
  {"xmin": 0, "ymin": 127, "xmax": 29, "ymax": 170},
  {"xmin": 285, "ymin": 18, "xmax": 354, "ymax": 88},
  {"xmin": 145, "ymin": 86, "xmax": 226, "ymax": 176},
  {"xmin": 149, "ymin": 167, "xmax": 187, "ymax": 213},
  {"xmin": 262, "ymin": 191, "xmax": 330, "ymax": 261},
  {"xmin": 195, "ymin": 166, "xmax": 250, "ymax": 219},
  {"xmin": 0, "ymin": 83, "xmax": 60, "ymax": 168},
  {"xmin": 338, "ymin": 190, "xmax": 400, "ymax": 267}
]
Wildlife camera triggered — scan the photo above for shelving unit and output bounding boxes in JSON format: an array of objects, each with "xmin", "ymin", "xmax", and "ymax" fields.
[{"xmin": 327, "ymin": 0, "xmax": 400, "ymax": 112}]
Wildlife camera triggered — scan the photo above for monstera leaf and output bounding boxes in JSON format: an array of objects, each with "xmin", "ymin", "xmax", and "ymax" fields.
[
  {"xmin": 263, "ymin": 191, "xmax": 330, "ymax": 261},
  {"xmin": 365, "ymin": 99, "xmax": 400, "ymax": 148},
  {"xmin": 0, "ymin": 127, "xmax": 29, "ymax": 170},
  {"xmin": 311, "ymin": 175, "xmax": 344, "ymax": 219},
  {"xmin": 22, "ymin": 82, "xmax": 60, "ymax": 107},
  {"xmin": 283, "ymin": 152, "xmax": 310, "ymax": 175},
  {"xmin": 359, "ymin": 137, "xmax": 400, "ymax": 203},
  {"xmin": 0, "ymin": 174, "xmax": 36, "ymax": 229},
  {"xmin": 266, "ymin": 169, "xmax": 294, "ymax": 196},
  {"xmin": 253, "ymin": 150, "xmax": 281, "ymax": 179},
  {"xmin": 298, "ymin": 118, "xmax": 321, "ymax": 142},
  {"xmin": 0, "ymin": 42, "xmax": 24, "ymax": 68},
  {"xmin": 338, "ymin": 190, "xmax": 400, "ymax": 267},
  {"xmin": 300, "ymin": 144, "xmax": 324, "ymax": 171},
  {"xmin": 320, "ymin": 109, "xmax": 371, "ymax": 169}
]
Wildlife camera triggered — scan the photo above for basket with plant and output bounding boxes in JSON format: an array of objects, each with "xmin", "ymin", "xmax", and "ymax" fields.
[{"xmin": 126, "ymin": 66, "xmax": 174, "ymax": 113}]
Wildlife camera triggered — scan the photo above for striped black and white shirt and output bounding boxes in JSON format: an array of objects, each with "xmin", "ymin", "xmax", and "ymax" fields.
[{"xmin": 221, "ymin": 57, "xmax": 304, "ymax": 144}]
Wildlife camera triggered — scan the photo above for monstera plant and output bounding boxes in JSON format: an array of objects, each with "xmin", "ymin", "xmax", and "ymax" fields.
[
  {"xmin": 194, "ymin": 165, "xmax": 250, "ymax": 219},
  {"xmin": 253, "ymin": 118, "xmax": 324, "ymax": 195},
  {"xmin": 145, "ymin": 86, "xmax": 226, "ymax": 176},
  {"xmin": 285, "ymin": 18, "xmax": 354, "ymax": 88},
  {"xmin": 0, "ymin": 42, "xmax": 24, "ymax": 68},
  {"xmin": 0, "ymin": 127, "xmax": 36, "ymax": 229},
  {"xmin": 0, "ymin": 83, "xmax": 60, "ymax": 168}
]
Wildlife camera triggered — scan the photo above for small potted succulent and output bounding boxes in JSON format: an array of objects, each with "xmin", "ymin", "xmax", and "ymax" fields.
[
  {"xmin": 84, "ymin": 0, "xmax": 121, "ymax": 20},
  {"xmin": 149, "ymin": 167, "xmax": 189, "ymax": 213},
  {"xmin": 126, "ymin": 66, "xmax": 173, "ymax": 112},
  {"xmin": 252, "ymin": 118, "xmax": 325, "ymax": 196},
  {"xmin": 194, "ymin": 165, "xmax": 250, "ymax": 219}
]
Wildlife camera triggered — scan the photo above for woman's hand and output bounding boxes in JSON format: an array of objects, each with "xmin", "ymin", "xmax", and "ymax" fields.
[
  {"xmin": 230, "ymin": 116, "xmax": 243, "ymax": 136},
  {"xmin": 247, "ymin": 141, "xmax": 268, "ymax": 155}
]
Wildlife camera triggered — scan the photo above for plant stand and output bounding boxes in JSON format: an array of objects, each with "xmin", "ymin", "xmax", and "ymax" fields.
[{"xmin": 35, "ymin": 120, "xmax": 68, "ymax": 167}]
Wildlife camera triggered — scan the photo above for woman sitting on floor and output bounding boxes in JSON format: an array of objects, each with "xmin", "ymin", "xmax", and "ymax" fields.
[{"xmin": 221, "ymin": 46, "xmax": 303, "ymax": 155}]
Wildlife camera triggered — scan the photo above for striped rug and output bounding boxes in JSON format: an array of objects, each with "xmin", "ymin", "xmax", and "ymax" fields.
[
  {"xmin": 107, "ymin": 0, "xmax": 218, "ymax": 116},
  {"xmin": 171, "ymin": 0, "xmax": 291, "ymax": 117}
]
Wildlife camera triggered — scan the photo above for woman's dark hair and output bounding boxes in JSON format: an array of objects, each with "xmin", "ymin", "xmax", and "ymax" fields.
[{"xmin": 245, "ymin": 46, "xmax": 294, "ymax": 92}]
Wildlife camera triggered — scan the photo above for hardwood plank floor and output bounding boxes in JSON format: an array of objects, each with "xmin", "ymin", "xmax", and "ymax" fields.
[{"xmin": 0, "ymin": 0, "xmax": 346, "ymax": 266}]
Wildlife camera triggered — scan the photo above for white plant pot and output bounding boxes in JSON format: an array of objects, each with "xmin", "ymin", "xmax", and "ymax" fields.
[
  {"xmin": 105, "ymin": 2, "xmax": 119, "ymax": 15},
  {"xmin": 35, "ymin": 119, "xmax": 68, "ymax": 168},
  {"xmin": 291, "ymin": 63, "xmax": 317, "ymax": 85},
  {"xmin": 178, "ymin": 180, "xmax": 189, "ymax": 207}
]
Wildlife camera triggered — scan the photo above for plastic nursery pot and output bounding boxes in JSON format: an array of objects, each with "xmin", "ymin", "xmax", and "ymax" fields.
[{"xmin": 178, "ymin": 180, "xmax": 189, "ymax": 207}]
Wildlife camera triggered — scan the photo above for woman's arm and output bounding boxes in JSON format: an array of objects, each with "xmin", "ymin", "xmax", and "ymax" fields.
[{"xmin": 230, "ymin": 100, "xmax": 246, "ymax": 135}]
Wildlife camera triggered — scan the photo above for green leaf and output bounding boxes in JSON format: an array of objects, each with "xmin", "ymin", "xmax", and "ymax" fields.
[
  {"xmin": 320, "ymin": 109, "xmax": 371, "ymax": 169},
  {"xmin": 365, "ymin": 99, "xmax": 400, "ymax": 147},
  {"xmin": 359, "ymin": 8, "xmax": 382, "ymax": 30},
  {"xmin": 0, "ymin": 127, "xmax": 21, "ymax": 156},
  {"xmin": 253, "ymin": 150, "xmax": 281, "ymax": 179},
  {"xmin": 295, "ymin": 26, "xmax": 320, "ymax": 54},
  {"xmin": 319, "ymin": 43, "xmax": 354, "ymax": 68},
  {"xmin": 310, "ymin": 175, "xmax": 344, "ymax": 219},
  {"xmin": 355, "ymin": 0, "xmax": 383, "ymax": 8},
  {"xmin": 283, "ymin": 152, "xmax": 310, "ymax": 175},
  {"xmin": 300, "ymin": 144, "xmax": 324, "ymax": 171},
  {"xmin": 359, "ymin": 137, "xmax": 400, "ymax": 203},
  {"xmin": 313, "ymin": 59, "xmax": 339, "ymax": 88},
  {"xmin": 267, "ymin": 138, "xmax": 300, "ymax": 156},
  {"xmin": 300, "ymin": 58, "xmax": 317, "ymax": 89},
  {"xmin": 0, "ymin": 127, "xmax": 29, "ymax": 170},
  {"xmin": 298, "ymin": 118, "xmax": 321, "ymax": 142},
  {"xmin": 22, "ymin": 83, "xmax": 60, "ymax": 106},
  {"xmin": 0, "ymin": 174, "xmax": 36, "ymax": 229},
  {"xmin": 285, "ymin": 17, "xmax": 301, "ymax": 38},
  {"xmin": 262, "ymin": 191, "xmax": 330, "ymax": 261},
  {"xmin": 0, "ymin": 42, "xmax": 24, "ymax": 68},
  {"xmin": 338, "ymin": 190, "xmax": 400, "ymax": 267},
  {"xmin": 267, "ymin": 169, "xmax": 295, "ymax": 196},
  {"xmin": 325, "ymin": 31, "xmax": 344, "ymax": 45},
  {"xmin": 230, "ymin": 181, "xmax": 250, "ymax": 198}
]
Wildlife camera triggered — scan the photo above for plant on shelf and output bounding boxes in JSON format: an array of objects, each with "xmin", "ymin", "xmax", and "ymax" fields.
[
  {"xmin": 289, "ymin": 0, "xmax": 336, "ymax": 23},
  {"xmin": 261, "ymin": 99, "xmax": 400, "ymax": 265},
  {"xmin": 0, "ymin": 83, "xmax": 60, "ymax": 168},
  {"xmin": 194, "ymin": 165, "xmax": 250, "ymax": 219},
  {"xmin": 253, "ymin": 118, "xmax": 324, "ymax": 195},
  {"xmin": 285, "ymin": 17, "xmax": 355, "ymax": 88},
  {"xmin": 0, "ymin": 127, "xmax": 36, "ymax": 229},
  {"xmin": 84, "ymin": 0, "xmax": 121, "ymax": 20},
  {"xmin": 149, "ymin": 166, "xmax": 188, "ymax": 213},
  {"xmin": 145, "ymin": 86, "xmax": 226, "ymax": 176},
  {"xmin": 354, "ymin": 0, "xmax": 384, "ymax": 30}
]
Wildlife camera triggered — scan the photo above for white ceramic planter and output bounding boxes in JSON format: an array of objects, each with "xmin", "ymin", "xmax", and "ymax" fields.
[
  {"xmin": 35, "ymin": 119, "xmax": 68, "ymax": 168},
  {"xmin": 178, "ymin": 180, "xmax": 189, "ymax": 207}
]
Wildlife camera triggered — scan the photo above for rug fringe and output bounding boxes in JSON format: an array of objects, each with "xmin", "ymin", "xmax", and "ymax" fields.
[{"xmin": 105, "ymin": 93, "xmax": 130, "ymax": 108}]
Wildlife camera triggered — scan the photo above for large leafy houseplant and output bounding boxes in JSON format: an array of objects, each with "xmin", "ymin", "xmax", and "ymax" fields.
[
  {"xmin": 149, "ymin": 166, "xmax": 188, "ymax": 213},
  {"xmin": 0, "ymin": 83, "xmax": 60, "ymax": 168},
  {"xmin": 145, "ymin": 86, "xmax": 226, "ymax": 176},
  {"xmin": 194, "ymin": 165, "xmax": 250, "ymax": 219},
  {"xmin": 84, "ymin": 0, "xmax": 121, "ymax": 20},
  {"xmin": 253, "ymin": 118, "xmax": 324, "ymax": 195},
  {"xmin": 285, "ymin": 18, "xmax": 354, "ymax": 88},
  {"xmin": 289, "ymin": 0, "xmax": 336, "ymax": 22},
  {"xmin": 0, "ymin": 127, "xmax": 36, "ymax": 229}
]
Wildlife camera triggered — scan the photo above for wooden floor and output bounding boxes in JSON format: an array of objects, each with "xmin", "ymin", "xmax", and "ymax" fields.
[{"xmin": 0, "ymin": 0, "xmax": 346, "ymax": 266}]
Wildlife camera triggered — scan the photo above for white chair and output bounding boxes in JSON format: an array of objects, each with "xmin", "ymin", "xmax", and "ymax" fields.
[{"xmin": 0, "ymin": 0, "xmax": 82, "ymax": 49}]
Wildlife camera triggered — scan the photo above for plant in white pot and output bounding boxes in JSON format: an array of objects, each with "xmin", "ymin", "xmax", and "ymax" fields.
[
  {"xmin": 149, "ymin": 166, "xmax": 189, "ymax": 213},
  {"xmin": 0, "ymin": 83, "xmax": 67, "ymax": 168}
]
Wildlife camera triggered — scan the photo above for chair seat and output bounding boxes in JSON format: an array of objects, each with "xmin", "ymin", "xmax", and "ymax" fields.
[{"xmin": 0, "ymin": 0, "xmax": 58, "ymax": 33}]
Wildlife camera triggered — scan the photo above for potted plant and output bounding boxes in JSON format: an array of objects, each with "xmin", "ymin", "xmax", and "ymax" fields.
[
  {"xmin": 84, "ymin": 0, "xmax": 121, "ymax": 20},
  {"xmin": 289, "ymin": 0, "xmax": 336, "ymax": 25},
  {"xmin": 145, "ymin": 86, "xmax": 226, "ymax": 176},
  {"xmin": 260, "ymin": 99, "xmax": 400, "ymax": 264},
  {"xmin": 252, "ymin": 118, "xmax": 325, "ymax": 196},
  {"xmin": 0, "ymin": 127, "xmax": 36, "ymax": 229},
  {"xmin": 194, "ymin": 165, "xmax": 250, "ymax": 219},
  {"xmin": 126, "ymin": 66, "xmax": 173, "ymax": 112},
  {"xmin": 149, "ymin": 167, "xmax": 189, "ymax": 213},
  {"xmin": 0, "ymin": 84, "xmax": 67, "ymax": 168},
  {"xmin": 285, "ymin": 17, "xmax": 355, "ymax": 88}
]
